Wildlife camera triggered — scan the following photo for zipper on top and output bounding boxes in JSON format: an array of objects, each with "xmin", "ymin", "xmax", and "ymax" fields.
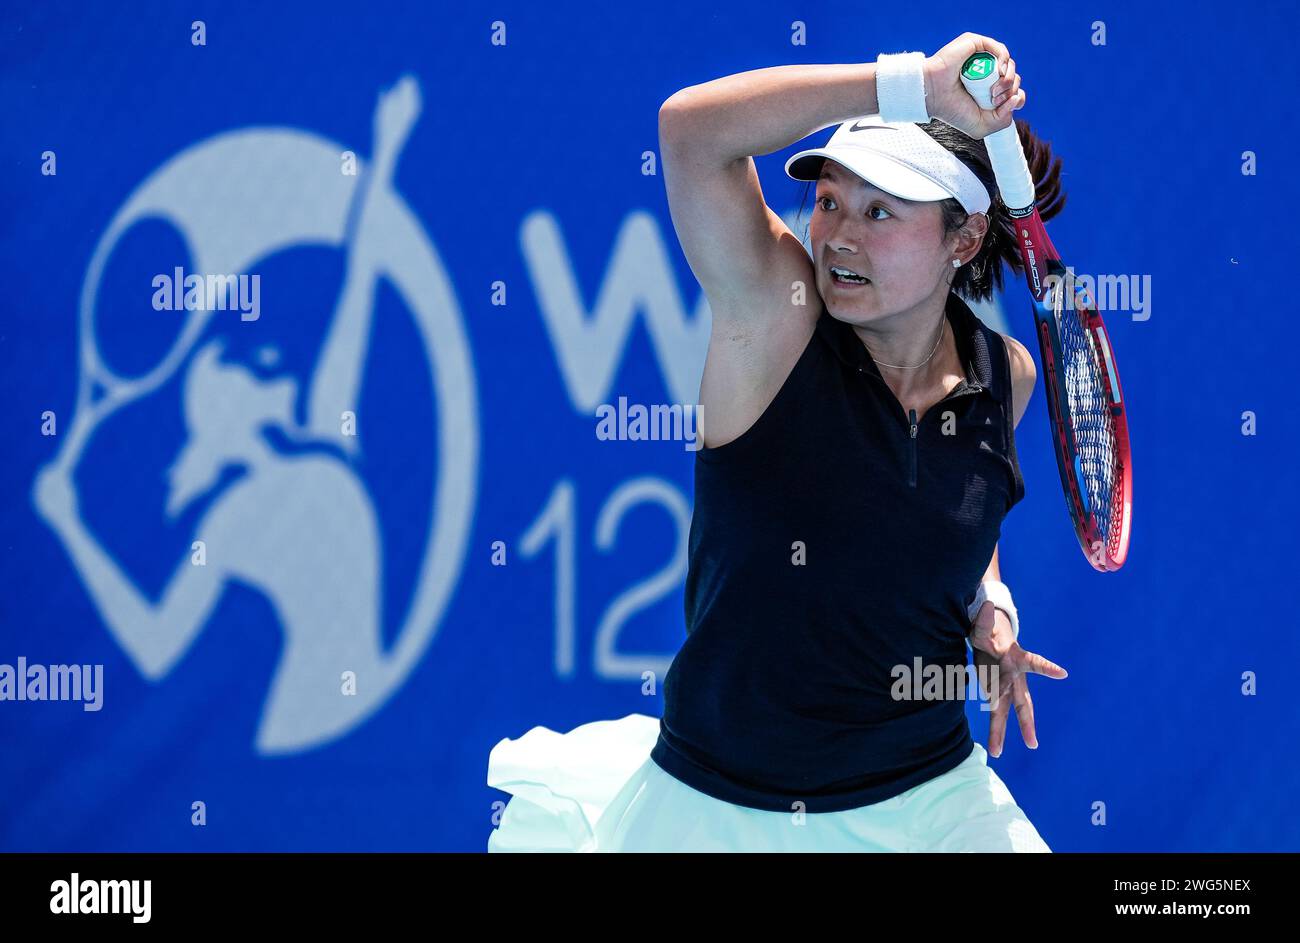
[
  {"xmin": 908, "ymin": 408, "xmax": 918, "ymax": 487},
  {"xmin": 858, "ymin": 364, "xmax": 985, "ymax": 490}
]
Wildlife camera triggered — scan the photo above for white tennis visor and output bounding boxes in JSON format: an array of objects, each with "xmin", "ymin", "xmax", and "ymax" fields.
[{"xmin": 785, "ymin": 114, "xmax": 991, "ymax": 215}]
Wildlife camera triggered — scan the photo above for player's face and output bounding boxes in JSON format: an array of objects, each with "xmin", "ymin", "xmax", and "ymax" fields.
[{"xmin": 810, "ymin": 161, "xmax": 953, "ymax": 327}]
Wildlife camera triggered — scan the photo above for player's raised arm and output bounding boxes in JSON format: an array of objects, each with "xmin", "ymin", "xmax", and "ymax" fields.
[
  {"xmin": 657, "ymin": 63, "xmax": 883, "ymax": 326},
  {"xmin": 658, "ymin": 64, "xmax": 894, "ymax": 449}
]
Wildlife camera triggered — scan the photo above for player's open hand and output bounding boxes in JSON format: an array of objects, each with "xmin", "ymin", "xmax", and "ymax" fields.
[
  {"xmin": 923, "ymin": 33, "xmax": 1025, "ymax": 139},
  {"xmin": 968, "ymin": 600, "xmax": 1067, "ymax": 757}
]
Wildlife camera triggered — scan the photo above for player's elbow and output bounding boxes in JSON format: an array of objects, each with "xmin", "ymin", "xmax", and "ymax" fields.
[
  {"xmin": 659, "ymin": 88, "xmax": 716, "ymax": 156},
  {"xmin": 659, "ymin": 93, "xmax": 697, "ymax": 154},
  {"xmin": 659, "ymin": 92, "xmax": 689, "ymax": 133}
]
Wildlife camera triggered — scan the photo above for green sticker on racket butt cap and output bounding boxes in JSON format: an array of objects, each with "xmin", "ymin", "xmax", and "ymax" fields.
[
  {"xmin": 960, "ymin": 52, "xmax": 1000, "ymax": 109},
  {"xmin": 961, "ymin": 52, "xmax": 997, "ymax": 80}
]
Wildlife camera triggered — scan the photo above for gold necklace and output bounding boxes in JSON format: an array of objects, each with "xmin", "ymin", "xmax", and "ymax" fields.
[{"xmin": 871, "ymin": 315, "xmax": 946, "ymax": 370}]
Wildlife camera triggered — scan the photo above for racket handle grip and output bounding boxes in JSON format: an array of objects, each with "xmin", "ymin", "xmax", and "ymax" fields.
[{"xmin": 959, "ymin": 52, "xmax": 1036, "ymax": 212}]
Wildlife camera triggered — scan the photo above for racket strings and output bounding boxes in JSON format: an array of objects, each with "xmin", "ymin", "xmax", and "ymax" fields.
[{"xmin": 1057, "ymin": 303, "xmax": 1119, "ymax": 548}]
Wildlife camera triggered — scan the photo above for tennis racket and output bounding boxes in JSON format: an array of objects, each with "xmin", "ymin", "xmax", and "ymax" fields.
[{"xmin": 960, "ymin": 52, "xmax": 1132, "ymax": 572}]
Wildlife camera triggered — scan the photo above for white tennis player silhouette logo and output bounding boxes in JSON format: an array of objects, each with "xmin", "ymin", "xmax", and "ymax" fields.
[{"xmin": 31, "ymin": 76, "xmax": 478, "ymax": 754}]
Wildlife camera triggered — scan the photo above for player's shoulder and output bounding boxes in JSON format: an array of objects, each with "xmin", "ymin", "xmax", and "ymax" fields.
[
  {"xmin": 999, "ymin": 333, "xmax": 1035, "ymax": 381},
  {"xmin": 998, "ymin": 332, "xmax": 1036, "ymax": 426}
]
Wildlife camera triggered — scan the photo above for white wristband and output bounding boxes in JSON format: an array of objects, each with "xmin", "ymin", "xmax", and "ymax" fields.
[
  {"xmin": 875, "ymin": 52, "xmax": 930, "ymax": 123},
  {"xmin": 965, "ymin": 580, "xmax": 1019, "ymax": 651}
]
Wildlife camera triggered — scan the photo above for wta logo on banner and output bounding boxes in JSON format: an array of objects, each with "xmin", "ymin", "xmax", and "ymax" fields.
[{"xmin": 31, "ymin": 77, "xmax": 478, "ymax": 755}]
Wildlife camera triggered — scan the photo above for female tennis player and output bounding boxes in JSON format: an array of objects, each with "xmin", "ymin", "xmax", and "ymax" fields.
[{"xmin": 488, "ymin": 32, "xmax": 1069, "ymax": 852}]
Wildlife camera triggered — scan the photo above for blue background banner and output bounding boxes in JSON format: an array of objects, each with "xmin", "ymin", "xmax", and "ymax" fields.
[{"xmin": 2, "ymin": 0, "xmax": 1296, "ymax": 851}]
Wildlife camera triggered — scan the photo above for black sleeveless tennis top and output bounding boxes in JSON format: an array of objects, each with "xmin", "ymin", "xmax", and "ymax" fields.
[{"xmin": 649, "ymin": 291, "xmax": 1026, "ymax": 813}]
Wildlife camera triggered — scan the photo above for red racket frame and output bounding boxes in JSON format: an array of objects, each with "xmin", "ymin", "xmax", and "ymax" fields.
[{"xmin": 1009, "ymin": 206, "xmax": 1133, "ymax": 571}]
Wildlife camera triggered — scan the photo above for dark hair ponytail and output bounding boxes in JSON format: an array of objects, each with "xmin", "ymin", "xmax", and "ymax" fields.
[{"xmin": 919, "ymin": 117, "xmax": 1066, "ymax": 302}]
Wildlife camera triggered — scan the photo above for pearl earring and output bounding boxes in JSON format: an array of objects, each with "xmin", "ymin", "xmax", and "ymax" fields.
[{"xmin": 951, "ymin": 258, "xmax": 961, "ymax": 268}]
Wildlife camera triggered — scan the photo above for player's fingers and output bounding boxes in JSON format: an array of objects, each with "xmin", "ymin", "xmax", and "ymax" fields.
[
  {"xmin": 995, "ymin": 57, "xmax": 1017, "ymax": 100},
  {"xmin": 1021, "ymin": 648, "xmax": 1068, "ymax": 679},
  {"xmin": 996, "ymin": 84, "xmax": 1023, "ymax": 119},
  {"xmin": 1014, "ymin": 677, "xmax": 1038, "ymax": 749},
  {"xmin": 995, "ymin": 70, "xmax": 1020, "ymax": 108},
  {"xmin": 988, "ymin": 687, "xmax": 1010, "ymax": 757}
]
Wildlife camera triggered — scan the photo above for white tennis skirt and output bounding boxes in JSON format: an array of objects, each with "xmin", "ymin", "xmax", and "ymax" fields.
[{"xmin": 487, "ymin": 712, "xmax": 1051, "ymax": 852}]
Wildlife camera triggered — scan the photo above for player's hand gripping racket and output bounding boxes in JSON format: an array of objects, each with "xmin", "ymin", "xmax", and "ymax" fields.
[{"xmin": 960, "ymin": 52, "xmax": 1132, "ymax": 571}]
